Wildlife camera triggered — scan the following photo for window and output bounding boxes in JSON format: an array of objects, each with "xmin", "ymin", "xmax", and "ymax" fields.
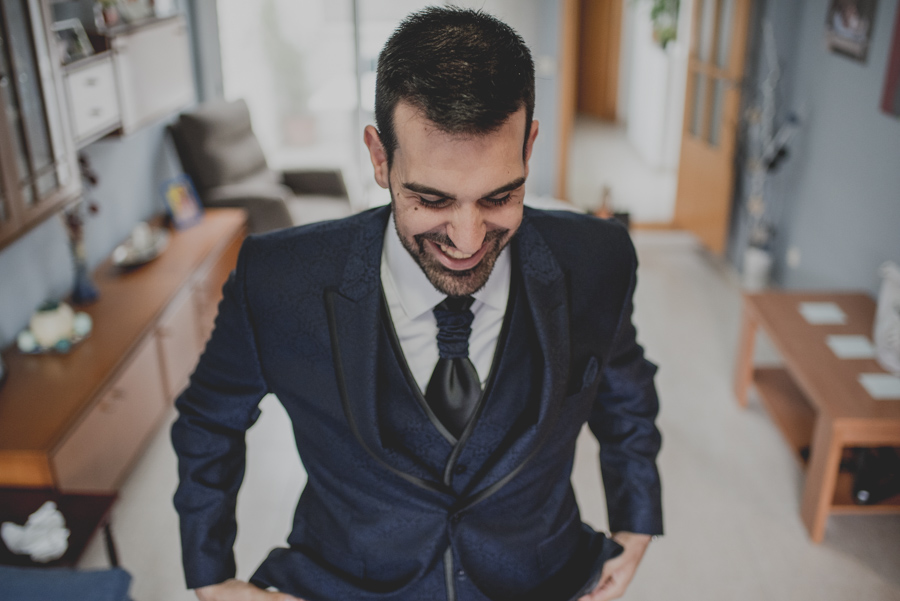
[{"xmin": 216, "ymin": 0, "xmax": 433, "ymax": 209}]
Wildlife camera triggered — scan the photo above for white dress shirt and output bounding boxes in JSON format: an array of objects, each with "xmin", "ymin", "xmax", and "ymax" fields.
[{"xmin": 380, "ymin": 214, "xmax": 511, "ymax": 392}]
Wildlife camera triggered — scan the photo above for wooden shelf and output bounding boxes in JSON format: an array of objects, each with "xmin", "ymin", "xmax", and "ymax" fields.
[
  {"xmin": 832, "ymin": 471, "xmax": 900, "ymax": 513},
  {"xmin": 752, "ymin": 366, "xmax": 900, "ymax": 515}
]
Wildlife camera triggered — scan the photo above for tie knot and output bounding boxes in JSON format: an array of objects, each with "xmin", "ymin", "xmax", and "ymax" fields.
[
  {"xmin": 437, "ymin": 295, "xmax": 474, "ymax": 313},
  {"xmin": 433, "ymin": 296, "xmax": 475, "ymax": 359}
]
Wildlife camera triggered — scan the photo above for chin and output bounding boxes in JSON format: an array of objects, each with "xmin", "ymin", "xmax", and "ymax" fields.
[
  {"xmin": 419, "ymin": 239, "xmax": 507, "ymax": 296},
  {"xmin": 426, "ymin": 268, "xmax": 486, "ymax": 297},
  {"xmin": 397, "ymin": 218, "xmax": 513, "ymax": 297}
]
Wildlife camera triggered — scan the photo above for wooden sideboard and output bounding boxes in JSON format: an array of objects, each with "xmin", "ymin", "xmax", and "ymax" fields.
[{"xmin": 0, "ymin": 209, "xmax": 246, "ymax": 491}]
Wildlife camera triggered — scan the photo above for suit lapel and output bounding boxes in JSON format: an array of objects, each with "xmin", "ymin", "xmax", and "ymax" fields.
[
  {"xmin": 458, "ymin": 213, "xmax": 572, "ymax": 509},
  {"xmin": 517, "ymin": 215, "xmax": 571, "ymax": 425},
  {"xmin": 324, "ymin": 206, "xmax": 450, "ymax": 496}
]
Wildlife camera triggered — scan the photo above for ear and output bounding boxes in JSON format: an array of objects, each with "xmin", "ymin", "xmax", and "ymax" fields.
[
  {"xmin": 523, "ymin": 120, "xmax": 539, "ymax": 178},
  {"xmin": 364, "ymin": 125, "xmax": 390, "ymax": 189}
]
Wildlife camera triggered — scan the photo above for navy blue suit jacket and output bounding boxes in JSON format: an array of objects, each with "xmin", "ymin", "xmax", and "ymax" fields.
[{"xmin": 171, "ymin": 205, "xmax": 662, "ymax": 601}]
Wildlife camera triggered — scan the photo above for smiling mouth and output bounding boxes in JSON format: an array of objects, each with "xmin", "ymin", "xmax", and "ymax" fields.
[
  {"xmin": 423, "ymin": 238, "xmax": 493, "ymax": 272},
  {"xmin": 414, "ymin": 228, "xmax": 510, "ymax": 275},
  {"xmin": 438, "ymin": 242, "xmax": 476, "ymax": 260}
]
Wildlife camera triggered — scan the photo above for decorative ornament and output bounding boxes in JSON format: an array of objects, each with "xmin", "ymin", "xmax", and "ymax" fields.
[{"xmin": 64, "ymin": 153, "xmax": 101, "ymax": 305}]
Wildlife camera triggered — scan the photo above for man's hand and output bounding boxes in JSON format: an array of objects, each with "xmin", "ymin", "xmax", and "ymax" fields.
[
  {"xmin": 195, "ymin": 579, "xmax": 304, "ymax": 601},
  {"xmin": 578, "ymin": 532, "xmax": 652, "ymax": 601}
]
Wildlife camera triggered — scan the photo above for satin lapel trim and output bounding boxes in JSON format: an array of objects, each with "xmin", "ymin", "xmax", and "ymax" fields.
[
  {"xmin": 457, "ymin": 216, "xmax": 571, "ymax": 511},
  {"xmin": 517, "ymin": 217, "xmax": 570, "ymax": 426},
  {"xmin": 325, "ymin": 207, "xmax": 450, "ymax": 496}
]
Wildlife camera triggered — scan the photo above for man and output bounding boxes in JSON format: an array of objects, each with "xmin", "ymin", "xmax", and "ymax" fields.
[{"xmin": 172, "ymin": 7, "xmax": 662, "ymax": 601}]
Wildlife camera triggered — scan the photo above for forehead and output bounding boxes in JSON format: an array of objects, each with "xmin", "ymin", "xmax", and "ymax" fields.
[{"xmin": 391, "ymin": 102, "xmax": 527, "ymax": 196}]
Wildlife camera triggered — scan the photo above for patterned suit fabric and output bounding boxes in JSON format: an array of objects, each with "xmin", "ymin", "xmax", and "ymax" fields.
[{"xmin": 171, "ymin": 205, "xmax": 663, "ymax": 601}]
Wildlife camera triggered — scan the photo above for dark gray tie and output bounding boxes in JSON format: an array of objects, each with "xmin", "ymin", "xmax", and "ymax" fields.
[{"xmin": 425, "ymin": 296, "xmax": 481, "ymax": 438}]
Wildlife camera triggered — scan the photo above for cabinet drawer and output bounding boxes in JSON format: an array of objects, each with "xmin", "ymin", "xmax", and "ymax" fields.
[
  {"xmin": 113, "ymin": 16, "xmax": 194, "ymax": 133},
  {"xmin": 65, "ymin": 57, "xmax": 121, "ymax": 141},
  {"xmin": 157, "ymin": 286, "xmax": 204, "ymax": 401},
  {"xmin": 51, "ymin": 335, "xmax": 167, "ymax": 492}
]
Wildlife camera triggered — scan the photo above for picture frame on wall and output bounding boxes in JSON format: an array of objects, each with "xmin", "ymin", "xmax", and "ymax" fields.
[
  {"xmin": 161, "ymin": 175, "xmax": 204, "ymax": 230},
  {"xmin": 881, "ymin": 2, "xmax": 900, "ymax": 117},
  {"xmin": 51, "ymin": 19, "xmax": 94, "ymax": 65},
  {"xmin": 825, "ymin": 0, "xmax": 877, "ymax": 62}
]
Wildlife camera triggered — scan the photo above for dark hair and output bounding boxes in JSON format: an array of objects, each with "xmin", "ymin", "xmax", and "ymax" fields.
[{"xmin": 374, "ymin": 6, "xmax": 535, "ymax": 165}]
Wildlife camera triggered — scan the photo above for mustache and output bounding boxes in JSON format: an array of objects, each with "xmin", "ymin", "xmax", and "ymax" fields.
[{"xmin": 414, "ymin": 228, "xmax": 510, "ymax": 250}]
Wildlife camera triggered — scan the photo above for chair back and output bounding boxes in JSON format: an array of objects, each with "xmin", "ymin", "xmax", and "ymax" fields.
[{"xmin": 169, "ymin": 99, "xmax": 279, "ymax": 200}]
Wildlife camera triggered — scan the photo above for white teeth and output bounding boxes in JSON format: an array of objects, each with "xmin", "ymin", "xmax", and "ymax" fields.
[{"xmin": 439, "ymin": 243, "xmax": 474, "ymax": 260}]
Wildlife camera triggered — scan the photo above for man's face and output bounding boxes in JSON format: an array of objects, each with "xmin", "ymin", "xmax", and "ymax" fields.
[{"xmin": 365, "ymin": 102, "xmax": 539, "ymax": 297}]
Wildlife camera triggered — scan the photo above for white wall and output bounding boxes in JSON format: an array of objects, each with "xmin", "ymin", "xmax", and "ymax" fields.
[{"xmin": 624, "ymin": 0, "xmax": 692, "ymax": 171}]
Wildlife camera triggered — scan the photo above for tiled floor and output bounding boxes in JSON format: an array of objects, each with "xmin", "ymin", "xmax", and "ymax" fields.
[
  {"xmin": 78, "ymin": 230, "xmax": 900, "ymax": 600},
  {"xmin": 565, "ymin": 116, "xmax": 677, "ymax": 225}
]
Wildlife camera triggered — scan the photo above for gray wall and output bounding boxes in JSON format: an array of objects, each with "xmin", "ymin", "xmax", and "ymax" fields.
[
  {"xmin": 0, "ymin": 118, "xmax": 182, "ymax": 348},
  {"xmin": 731, "ymin": 0, "xmax": 900, "ymax": 295},
  {"xmin": 0, "ymin": 1, "xmax": 219, "ymax": 349}
]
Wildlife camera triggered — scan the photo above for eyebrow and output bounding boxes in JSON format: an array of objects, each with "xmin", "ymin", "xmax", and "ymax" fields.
[{"xmin": 402, "ymin": 176, "xmax": 526, "ymax": 201}]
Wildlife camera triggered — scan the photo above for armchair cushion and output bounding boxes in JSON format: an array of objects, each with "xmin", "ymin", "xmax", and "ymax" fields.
[
  {"xmin": 170, "ymin": 99, "xmax": 278, "ymax": 195},
  {"xmin": 205, "ymin": 183, "xmax": 293, "ymax": 233},
  {"xmin": 281, "ymin": 169, "xmax": 348, "ymax": 197}
]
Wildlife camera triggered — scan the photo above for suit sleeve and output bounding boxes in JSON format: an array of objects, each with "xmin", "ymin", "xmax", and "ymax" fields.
[
  {"xmin": 587, "ymin": 239, "xmax": 663, "ymax": 536},
  {"xmin": 171, "ymin": 237, "xmax": 269, "ymax": 589}
]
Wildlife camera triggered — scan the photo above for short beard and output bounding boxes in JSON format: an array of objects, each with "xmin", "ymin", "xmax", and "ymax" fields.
[{"xmin": 392, "ymin": 203, "xmax": 512, "ymax": 297}]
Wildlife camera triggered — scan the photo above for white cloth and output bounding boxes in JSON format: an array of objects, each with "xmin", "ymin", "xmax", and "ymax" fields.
[
  {"xmin": 1, "ymin": 501, "xmax": 70, "ymax": 563},
  {"xmin": 381, "ymin": 214, "xmax": 510, "ymax": 391}
]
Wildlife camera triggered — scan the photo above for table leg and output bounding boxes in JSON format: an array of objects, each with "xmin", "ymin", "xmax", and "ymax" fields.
[
  {"xmin": 800, "ymin": 416, "xmax": 843, "ymax": 543},
  {"xmin": 733, "ymin": 301, "xmax": 758, "ymax": 408},
  {"xmin": 103, "ymin": 522, "xmax": 119, "ymax": 567}
]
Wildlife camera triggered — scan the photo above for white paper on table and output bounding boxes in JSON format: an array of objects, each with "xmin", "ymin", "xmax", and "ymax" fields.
[
  {"xmin": 827, "ymin": 335, "xmax": 877, "ymax": 359},
  {"xmin": 799, "ymin": 302, "xmax": 847, "ymax": 325},
  {"xmin": 858, "ymin": 373, "xmax": 900, "ymax": 400}
]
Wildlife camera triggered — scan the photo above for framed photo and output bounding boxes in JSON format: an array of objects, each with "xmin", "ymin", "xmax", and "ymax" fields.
[
  {"xmin": 881, "ymin": 3, "xmax": 900, "ymax": 117},
  {"xmin": 161, "ymin": 175, "xmax": 204, "ymax": 229},
  {"xmin": 825, "ymin": 0, "xmax": 877, "ymax": 62},
  {"xmin": 51, "ymin": 19, "xmax": 94, "ymax": 65}
]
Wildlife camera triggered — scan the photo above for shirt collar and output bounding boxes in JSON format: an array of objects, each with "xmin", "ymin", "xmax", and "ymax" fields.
[{"xmin": 383, "ymin": 213, "xmax": 510, "ymax": 320}]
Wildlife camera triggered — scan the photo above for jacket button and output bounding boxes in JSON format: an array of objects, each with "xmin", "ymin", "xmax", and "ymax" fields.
[
  {"xmin": 453, "ymin": 464, "xmax": 467, "ymax": 475},
  {"xmin": 457, "ymin": 569, "xmax": 465, "ymax": 577}
]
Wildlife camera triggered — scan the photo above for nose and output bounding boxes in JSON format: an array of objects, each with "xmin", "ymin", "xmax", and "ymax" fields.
[{"xmin": 446, "ymin": 204, "xmax": 486, "ymax": 254}]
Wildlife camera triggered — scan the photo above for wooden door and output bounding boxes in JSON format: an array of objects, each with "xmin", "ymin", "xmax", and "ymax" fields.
[
  {"xmin": 577, "ymin": 0, "xmax": 622, "ymax": 121},
  {"xmin": 674, "ymin": 0, "xmax": 752, "ymax": 254}
]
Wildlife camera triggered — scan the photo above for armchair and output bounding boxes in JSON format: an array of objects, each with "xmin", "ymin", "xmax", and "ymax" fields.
[{"xmin": 168, "ymin": 99, "xmax": 352, "ymax": 233}]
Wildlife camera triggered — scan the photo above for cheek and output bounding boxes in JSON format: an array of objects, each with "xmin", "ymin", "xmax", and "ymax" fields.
[
  {"xmin": 494, "ymin": 202, "xmax": 524, "ymax": 233},
  {"xmin": 395, "ymin": 203, "xmax": 438, "ymax": 239}
]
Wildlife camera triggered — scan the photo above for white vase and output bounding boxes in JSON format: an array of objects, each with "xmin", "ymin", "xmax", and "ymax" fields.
[
  {"xmin": 874, "ymin": 261, "xmax": 900, "ymax": 375},
  {"xmin": 742, "ymin": 246, "xmax": 773, "ymax": 291}
]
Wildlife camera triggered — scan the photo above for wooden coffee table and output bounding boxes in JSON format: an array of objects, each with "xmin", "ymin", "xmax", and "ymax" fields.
[{"xmin": 733, "ymin": 292, "xmax": 900, "ymax": 542}]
